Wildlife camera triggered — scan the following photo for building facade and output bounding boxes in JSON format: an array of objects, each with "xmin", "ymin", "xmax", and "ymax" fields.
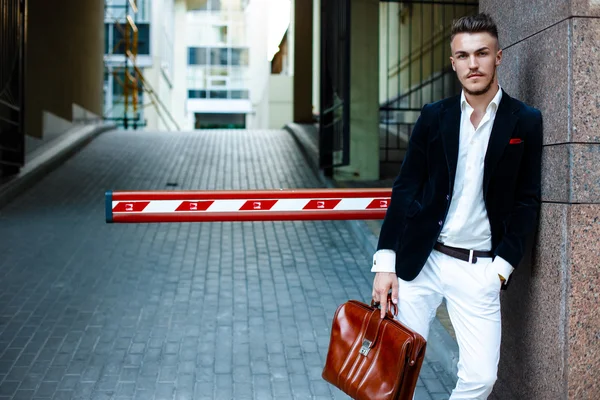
[
  {"xmin": 184, "ymin": 0, "xmax": 252, "ymax": 130},
  {"xmin": 103, "ymin": 0, "xmax": 179, "ymax": 131}
]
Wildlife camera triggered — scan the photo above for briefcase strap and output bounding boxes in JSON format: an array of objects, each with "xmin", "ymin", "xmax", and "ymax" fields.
[{"xmin": 371, "ymin": 294, "xmax": 398, "ymax": 317}]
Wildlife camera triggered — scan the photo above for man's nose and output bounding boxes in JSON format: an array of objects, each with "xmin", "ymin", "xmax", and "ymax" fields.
[{"xmin": 469, "ymin": 55, "xmax": 479, "ymax": 69}]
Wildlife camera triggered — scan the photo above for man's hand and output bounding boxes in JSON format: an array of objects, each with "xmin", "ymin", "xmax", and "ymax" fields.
[{"xmin": 372, "ymin": 272, "xmax": 399, "ymax": 319}]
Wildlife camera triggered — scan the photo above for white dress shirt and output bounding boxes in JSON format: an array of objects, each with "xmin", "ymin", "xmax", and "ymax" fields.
[{"xmin": 372, "ymin": 85, "xmax": 514, "ymax": 284}]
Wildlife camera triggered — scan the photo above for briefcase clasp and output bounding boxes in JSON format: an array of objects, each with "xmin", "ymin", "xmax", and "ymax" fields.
[{"xmin": 359, "ymin": 339, "xmax": 372, "ymax": 356}]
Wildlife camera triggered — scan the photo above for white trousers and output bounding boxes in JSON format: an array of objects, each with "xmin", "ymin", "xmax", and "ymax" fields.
[{"xmin": 396, "ymin": 249, "xmax": 502, "ymax": 400}]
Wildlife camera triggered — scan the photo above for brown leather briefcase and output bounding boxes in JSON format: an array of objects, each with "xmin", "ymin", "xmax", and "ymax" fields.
[{"xmin": 322, "ymin": 295, "xmax": 427, "ymax": 400}]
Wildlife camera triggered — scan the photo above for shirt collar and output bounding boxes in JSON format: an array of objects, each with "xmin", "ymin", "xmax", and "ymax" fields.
[{"xmin": 460, "ymin": 84, "xmax": 503, "ymax": 113}]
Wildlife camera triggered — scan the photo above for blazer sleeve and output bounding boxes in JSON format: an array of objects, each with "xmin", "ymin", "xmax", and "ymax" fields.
[
  {"xmin": 494, "ymin": 110, "xmax": 543, "ymax": 268},
  {"xmin": 377, "ymin": 104, "xmax": 431, "ymax": 251}
]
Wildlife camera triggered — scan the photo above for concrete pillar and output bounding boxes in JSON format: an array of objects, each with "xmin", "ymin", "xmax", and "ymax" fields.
[
  {"xmin": 292, "ymin": 0, "xmax": 313, "ymax": 123},
  {"xmin": 334, "ymin": 0, "xmax": 379, "ymax": 181},
  {"xmin": 172, "ymin": 0, "xmax": 190, "ymax": 130},
  {"xmin": 480, "ymin": 2, "xmax": 600, "ymax": 399},
  {"xmin": 312, "ymin": 0, "xmax": 320, "ymax": 114},
  {"xmin": 26, "ymin": 0, "xmax": 105, "ymax": 138}
]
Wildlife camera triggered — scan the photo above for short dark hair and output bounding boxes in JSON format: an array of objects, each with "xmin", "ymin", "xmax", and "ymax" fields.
[{"xmin": 450, "ymin": 13, "xmax": 499, "ymax": 46}]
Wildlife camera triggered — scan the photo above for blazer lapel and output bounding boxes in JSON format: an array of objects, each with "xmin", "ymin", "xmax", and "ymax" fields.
[
  {"xmin": 483, "ymin": 90, "xmax": 520, "ymax": 197},
  {"xmin": 440, "ymin": 96, "xmax": 461, "ymax": 190}
]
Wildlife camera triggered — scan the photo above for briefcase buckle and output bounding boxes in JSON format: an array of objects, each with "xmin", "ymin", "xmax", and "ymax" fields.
[{"xmin": 359, "ymin": 339, "xmax": 372, "ymax": 356}]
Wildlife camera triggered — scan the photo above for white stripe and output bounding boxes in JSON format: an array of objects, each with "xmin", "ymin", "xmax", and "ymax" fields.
[
  {"xmin": 143, "ymin": 200, "xmax": 182, "ymax": 213},
  {"xmin": 335, "ymin": 198, "xmax": 373, "ymax": 210},
  {"xmin": 270, "ymin": 199, "xmax": 311, "ymax": 211},
  {"xmin": 207, "ymin": 200, "xmax": 246, "ymax": 212}
]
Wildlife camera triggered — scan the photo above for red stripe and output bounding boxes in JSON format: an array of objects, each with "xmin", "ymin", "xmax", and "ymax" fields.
[
  {"xmin": 112, "ymin": 201, "xmax": 150, "ymax": 212},
  {"xmin": 111, "ymin": 188, "xmax": 392, "ymax": 201},
  {"xmin": 366, "ymin": 198, "xmax": 391, "ymax": 209},
  {"xmin": 240, "ymin": 200, "xmax": 278, "ymax": 211},
  {"xmin": 175, "ymin": 201, "xmax": 214, "ymax": 212},
  {"xmin": 111, "ymin": 210, "xmax": 387, "ymax": 223},
  {"xmin": 303, "ymin": 199, "xmax": 341, "ymax": 210}
]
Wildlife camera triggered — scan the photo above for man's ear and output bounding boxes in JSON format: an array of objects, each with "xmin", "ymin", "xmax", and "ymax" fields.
[
  {"xmin": 450, "ymin": 57, "xmax": 456, "ymax": 71},
  {"xmin": 496, "ymin": 49, "xmax": 503, "ymax": 66}
]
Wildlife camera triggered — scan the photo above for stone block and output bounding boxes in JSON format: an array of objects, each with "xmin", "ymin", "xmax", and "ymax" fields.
[
  {"xmin": 498, "ymin": 19, "xmax": 569, "ymax": 145},
  {"xmin": 567, "ymin": 204, "xmax": 600, "ymax": 399},
  {"xmin": 494, "ymin": 203, "xmax": 568, "ymax": 399},
  {"xmin": 572, "ymin": 18, "xmax": 600, "ymax": 143}
]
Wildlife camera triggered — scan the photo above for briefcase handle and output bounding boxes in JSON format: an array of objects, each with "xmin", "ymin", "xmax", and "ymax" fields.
[{"xmin": 371, "ymin": 293, "xmax": 398, "ymax": 318}]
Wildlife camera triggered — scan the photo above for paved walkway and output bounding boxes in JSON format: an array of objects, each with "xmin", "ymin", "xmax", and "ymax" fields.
[{"xmin": 0, "ymin": 129, "xmax": 455, "ymax": 399}]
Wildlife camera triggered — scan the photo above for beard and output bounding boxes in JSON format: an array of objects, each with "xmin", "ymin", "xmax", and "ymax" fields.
[{"xmin": 463, "ymin": 68, "xmax": 496, "ymax": 96}]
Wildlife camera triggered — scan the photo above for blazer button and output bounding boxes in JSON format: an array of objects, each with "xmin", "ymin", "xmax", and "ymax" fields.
[
  {"xmin": 446, "ymin": 195, "xmax": 450, "ymax": 200},
  {"xmin": 438, "ymin": 220, "xmax": 443, "ymax": 226}
]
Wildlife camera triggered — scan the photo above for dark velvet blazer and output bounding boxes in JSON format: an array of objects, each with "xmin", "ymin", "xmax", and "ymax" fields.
[{"xmin": 377, "ymin": 89, "xmax": 543, "ymax": 287}]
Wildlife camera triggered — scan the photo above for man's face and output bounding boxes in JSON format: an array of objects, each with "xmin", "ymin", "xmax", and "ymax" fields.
[{"xmin": 450, "ymin": 32, "xmax": 502, "ymax": 96}]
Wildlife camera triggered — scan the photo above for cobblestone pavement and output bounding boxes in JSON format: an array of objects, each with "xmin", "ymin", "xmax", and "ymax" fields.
[{"xmin": 0, "ymin": 130, "xmax": 456, "ymax": 399}]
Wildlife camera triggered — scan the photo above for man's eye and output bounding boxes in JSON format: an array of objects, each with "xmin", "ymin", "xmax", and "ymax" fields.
[{"xmin": 479, "ymin": 52, "xmax": 488, "ymax": 56}]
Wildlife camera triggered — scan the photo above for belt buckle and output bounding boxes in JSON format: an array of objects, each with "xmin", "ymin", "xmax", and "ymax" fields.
[{"xmin": 468, "ymin": 250, "xmax": 474, "ymax": 264}]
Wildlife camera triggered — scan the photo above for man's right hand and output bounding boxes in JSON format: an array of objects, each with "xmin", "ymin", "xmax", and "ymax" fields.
[{"xmin": 372, "ymin": 272, "xmax": 399, "ymax": 319}]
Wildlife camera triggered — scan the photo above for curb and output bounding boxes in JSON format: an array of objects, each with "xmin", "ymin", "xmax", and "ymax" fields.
[
  {"xmin": 283, "ymin": 123, "xmax": 321, "ymax": 179},
  {"xmin": 283, "ymin": 122, "xmax": 460, "ymax": 379},
  {"xmin": 0, "ymin": 123, "xmax": 116, "ymax": 210}
]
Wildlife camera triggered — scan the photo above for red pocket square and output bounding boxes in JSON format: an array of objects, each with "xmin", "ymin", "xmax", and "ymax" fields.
[{"xmin": 509, "ymin": 138, "xmax": 523, "ymax": 144}]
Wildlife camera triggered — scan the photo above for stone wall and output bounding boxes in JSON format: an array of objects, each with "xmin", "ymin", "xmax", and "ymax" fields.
[{"xmin": 479, "ymin": 2, "xmax": 600, "ymax": 399}]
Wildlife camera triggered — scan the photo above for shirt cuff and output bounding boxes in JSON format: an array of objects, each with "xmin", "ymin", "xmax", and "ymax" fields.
[
  {"xmin": 371, "ymin": 250, "xmax": 396, "ymax": 273},
  {"xmin": 493, "ymin": 256, "xmax": 514, "ymax": 285}
]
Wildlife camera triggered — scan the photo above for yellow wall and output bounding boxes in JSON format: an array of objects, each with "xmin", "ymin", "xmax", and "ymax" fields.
[{"xmin": 26, "ymin": 0, "xmax": 105, "ymax": 138}]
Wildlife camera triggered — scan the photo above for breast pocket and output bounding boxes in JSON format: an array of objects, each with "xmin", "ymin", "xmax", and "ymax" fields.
[
  {"xmin": 502, "ymin": 141, "xmax": 525, "ymax": 164},
  {"xmin": 496, "ymin": 141, "xmax": 525, "ymax": 185}
]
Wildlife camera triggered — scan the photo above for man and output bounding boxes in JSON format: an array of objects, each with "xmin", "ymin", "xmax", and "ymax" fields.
[{"xmin": 371, "ymin": 13, "xmax": 542, "ymax": 400}]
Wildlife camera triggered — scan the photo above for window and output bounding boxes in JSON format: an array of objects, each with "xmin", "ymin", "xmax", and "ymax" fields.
[
  {"xmin": 231, "ymin": 48, "xmax": 249, "ymax": 66},
  {"xmin": 190, "ymin": 0, "xmax": 221, "ymax": 11},
  {"xmin": 209, "ymin": 90, "xmax": 228, "ymax": 99},
  {"xmin": 210, "ymin": 48, "xmax": 228, "ymax": 66},
  {"xmin": 188, "ymin": 47, "xmax": 249, "ymax": 66},
  {"xmin": 188, "ymin": 90, "xmax": 207, "ymax": 99},
  {"xmin": 209, "ymin": 66, "xmax": 228, "ymax": 77},
  {"xmin": 107, "ymin": 23, "xmax": 151, "ymax": 55},
  {"xmin": 208, "ymin": 78, "xmax": 228, "ymax": 87},
  {"xmin": 187, "ymin": 89, "xmax": 249, "ymax": 100},
  {"xmin": 231, "ymin": 90, "xmax": 249, "ymax": 99},
  {"xmin": 194, "ymin": 113, "xmax": 246, "ymax": 130},
  {"xmin": 112, "ymin": 69, "xmax": 144, "ymax": 96},
  {"xmin": 188, "ymin": 47, "xmax": 208, "ymax": 65},
  {"xmin": 105, "ymin": 24, "xmax": 110, "ymax": 53},
  {"xmin": 214, "ymin": 25, "xmax": 228, "ymax": 45}
]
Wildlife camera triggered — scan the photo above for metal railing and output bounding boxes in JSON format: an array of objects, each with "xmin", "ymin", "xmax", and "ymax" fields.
[
  {"xmin": 379, "ymin": 0, "xmax": 478, "ymax": 176},
  {"xmin": 0, "ymin": 0, "xmax": 26, "ymax": 176},
  {"xmin": 319, "ymin": 0, "xmax": 351, "ymax": 176}
]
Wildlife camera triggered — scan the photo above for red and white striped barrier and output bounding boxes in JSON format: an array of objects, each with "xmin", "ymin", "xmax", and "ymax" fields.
[{"xmin": 105, "ymin": 189, "xmax": 392, "ymax": 223}]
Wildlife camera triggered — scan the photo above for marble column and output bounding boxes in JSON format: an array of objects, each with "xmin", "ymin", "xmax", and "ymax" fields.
[{"xmin": 479, "ymin": 2, "xmax": 600, "ymax": 399}]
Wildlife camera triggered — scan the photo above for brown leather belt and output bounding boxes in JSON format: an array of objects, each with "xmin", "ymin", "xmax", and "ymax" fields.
[{"xmin": 433, "ymin": 242, "xmax": 494, "ymax": 264}]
